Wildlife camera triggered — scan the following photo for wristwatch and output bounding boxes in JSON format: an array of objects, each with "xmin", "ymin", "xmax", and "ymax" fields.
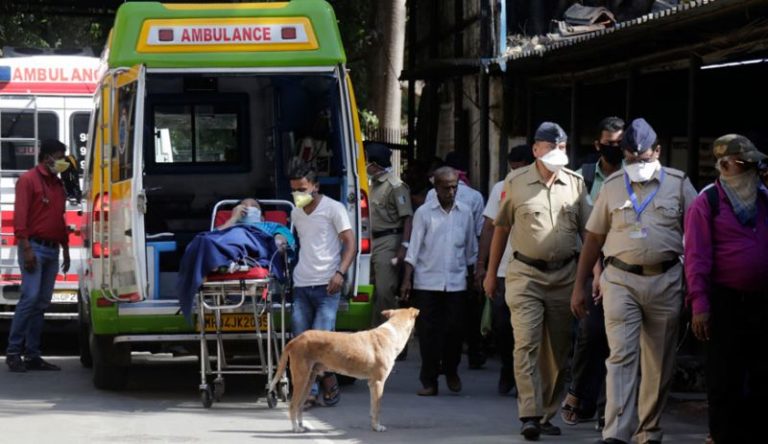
[{"xmin": 335, "ymin": 270, "xmax": 345, "ymax": 279}]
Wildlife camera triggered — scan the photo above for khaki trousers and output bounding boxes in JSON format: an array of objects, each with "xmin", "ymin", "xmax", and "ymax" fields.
[
  {"xmin": 505, "ymin": 258, "xmax": 575, "ymax": 421},
  {"xmin": 371, "ymin": 234, "xmax": 401, "ymax": 326},
  {"xmin": 601, "ymin": 263, "xmax": 683, "ymax": 444}
]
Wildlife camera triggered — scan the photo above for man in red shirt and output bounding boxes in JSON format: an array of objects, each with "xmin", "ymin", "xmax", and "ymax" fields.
[{"xmin": 6, "ymin": 139, "xmax": 71, "ymax": 372}]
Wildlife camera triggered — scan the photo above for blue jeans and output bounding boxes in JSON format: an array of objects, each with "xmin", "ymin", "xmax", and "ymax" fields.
[
  {"xmin": 7, "ymin": 242, "xmax": 60, "ymax": 358},
  {"xmin": 291, "ymin": 285, "xmax": 340, "ymax": 336}
]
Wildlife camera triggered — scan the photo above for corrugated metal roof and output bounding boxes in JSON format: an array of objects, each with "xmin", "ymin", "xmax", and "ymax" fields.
[{"xmin": 503, "ymin": 0, "xmax": 718, "ymax": 61}]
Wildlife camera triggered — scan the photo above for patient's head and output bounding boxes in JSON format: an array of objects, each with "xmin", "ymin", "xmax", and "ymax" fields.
[{"xmin": 239, "ymin": 198, "xmax": 263, "ymax": 224}]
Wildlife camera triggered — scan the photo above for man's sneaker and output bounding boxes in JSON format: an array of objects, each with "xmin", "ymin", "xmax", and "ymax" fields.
[
  {"xmin": 520, "ymin": 420, "xmax": 541, "ymax": 440},
  {"xmin": 6, "ymin": 354, "xmax": 26, "ymax": 373},
  {"xmin": 540, "ymin": 421, "xmax": 562, "ymax": 435},
  {"xmin": 23, "ymin": 357, "xmax": 61, "ymax": 371}
]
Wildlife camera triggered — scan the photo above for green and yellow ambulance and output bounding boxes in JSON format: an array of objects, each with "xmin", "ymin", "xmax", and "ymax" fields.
[{"xmin": 79, "ymin": 0, "xmax": 373, "ymax": 389}]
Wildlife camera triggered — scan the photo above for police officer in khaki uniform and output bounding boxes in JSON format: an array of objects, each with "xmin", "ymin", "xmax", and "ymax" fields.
[
  {"xmin": 484, "ymin": 122, "xmax": 590, "ymax": 441},
  {"xmin": 571, "ymin": 118, "xmax": 697, "ymax": 444},
  {"xmin": 365, "ymin": 143, "xmax": 413, "ymax": 327}
]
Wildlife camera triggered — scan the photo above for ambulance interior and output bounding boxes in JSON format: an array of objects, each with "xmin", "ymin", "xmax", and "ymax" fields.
[{"xmin": 139, "ymin": 72, "xmax": 351, "ymax": 299}]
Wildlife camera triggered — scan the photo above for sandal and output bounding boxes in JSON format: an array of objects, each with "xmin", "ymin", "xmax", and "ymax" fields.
[
  {"xmin": 560, "ymin": 393, "xmax": 583, "ymax": 426},
  {"xmin": 321, "ymin": 374, "xmax": 341, "ymax": 407}
]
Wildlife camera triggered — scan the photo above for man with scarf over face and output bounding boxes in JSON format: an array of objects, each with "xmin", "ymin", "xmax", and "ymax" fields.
[{"xmin": 684, "ymin": 135, "xmax": 768, "ymax": 444}]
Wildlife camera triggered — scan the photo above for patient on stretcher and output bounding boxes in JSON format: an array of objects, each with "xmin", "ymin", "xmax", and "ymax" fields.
[
  {"xmin": 175, "ymin": 198, "xmax": 295, "ymax": 319},
  {"xmin": 216, "ymin": 198, "xmax": 295, "ymax": 254}
]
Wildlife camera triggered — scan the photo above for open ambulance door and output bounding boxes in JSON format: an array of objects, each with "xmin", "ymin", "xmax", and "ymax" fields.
[{"xmin": 103, "ymin": 65, "xmax": 148, "ymax": 302}]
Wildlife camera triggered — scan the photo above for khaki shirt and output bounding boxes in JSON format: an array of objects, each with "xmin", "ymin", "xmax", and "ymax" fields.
[
  {"xmin": 370, "ymin": 171, "xmax": 413, "ymax": 231},
  {"xmin": 586, "ymin": 167, "xmax": 698, "ymax": 265},
  {"xmin": 495, "ymin": 164, "xmax": 590, "ymax": 262}
]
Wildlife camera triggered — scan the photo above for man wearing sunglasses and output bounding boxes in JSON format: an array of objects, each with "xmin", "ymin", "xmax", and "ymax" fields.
[{"xmin": 570, "ymin": 118, "xmax": 697, "ymax": 444}]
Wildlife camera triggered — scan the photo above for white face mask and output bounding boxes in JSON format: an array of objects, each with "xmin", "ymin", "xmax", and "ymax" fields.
[
  {"xmin": 625, "ymin": 160, "xmax": 660, "ymax": 183},
  {"xmin": 540, "ymin": 148, "xmax": 569, "ymax": 173}
]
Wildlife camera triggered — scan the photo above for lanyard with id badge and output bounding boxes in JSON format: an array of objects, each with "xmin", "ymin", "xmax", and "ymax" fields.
[{"xmin": 624, "ymin": 168, "xmax": 665, "ymax": 239}]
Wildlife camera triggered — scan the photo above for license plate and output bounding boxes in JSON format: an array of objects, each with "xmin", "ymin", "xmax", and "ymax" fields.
[
  {"xmin": 199, "ymin": 313, "xmax": 269, "ymax": 332},
  {"xmin": 51, "ymin": 291, "xmax": 78, "ymax": 303}
]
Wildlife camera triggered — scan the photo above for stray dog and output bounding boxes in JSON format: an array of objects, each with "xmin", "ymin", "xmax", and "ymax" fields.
[{"xmin": 269, "ymin": 307, "xmax": 419, "ymax": 433}]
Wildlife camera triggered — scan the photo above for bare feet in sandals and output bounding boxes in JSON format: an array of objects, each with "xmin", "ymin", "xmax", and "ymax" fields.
[
  {"xmin": 560, "ymin": 393, "xmax": 585, "ymax": 426},
  {"xmin": 321, "ymin": 374, "xmax": 341, "ymax": 407}
]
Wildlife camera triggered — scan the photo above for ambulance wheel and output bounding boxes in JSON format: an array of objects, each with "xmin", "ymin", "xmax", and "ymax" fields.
[
  {"xmin": 267, "ymin": 390, "xmax": 277, "ymax": 409},
  {"xmin": 201, "ymin": 386, "xmax": 214, "ymax": 408},
  {"xmin": 213, "ymin": 379, "xmax": 225, "ymax": 402},
  {"xmin": 90, "ymin": 333, "xmax": 129, "ymax": 390}
]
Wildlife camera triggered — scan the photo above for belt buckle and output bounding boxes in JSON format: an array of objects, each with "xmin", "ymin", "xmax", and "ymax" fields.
[{"xmin": 643, "ymin": 263, "xmax": 663, "ymax": 275}]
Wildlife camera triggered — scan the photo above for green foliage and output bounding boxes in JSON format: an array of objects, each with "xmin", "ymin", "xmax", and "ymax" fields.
[
  {"xmin": 327, "ymin": 0, "xmax": 375, "ymax": 110},
  {"xmin": 0, "ymin": 13, "xmax": 110, "ymax": 55}
]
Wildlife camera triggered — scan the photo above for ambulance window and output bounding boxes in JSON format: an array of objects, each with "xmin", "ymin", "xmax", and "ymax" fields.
[
  {"xmin": 70, "ymin": 112, "xmax": 91, "ymax": 173},
  {"xmin": 147, "ymin": 93, "xmax": 248, "ymax": 172},
  {"xmin": 1, "ymin": 111, "xmax": 59, "ymax": 172}
]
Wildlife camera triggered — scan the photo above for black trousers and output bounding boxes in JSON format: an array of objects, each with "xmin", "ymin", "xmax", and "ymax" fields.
[
  {"xmin": 491, "ymin": 277, "xmax": 515, "ymax": 381},
  {"xmin": 568, "ymin": 278, "xmax": 609, "ymax": 418},
  {"xmin": 707, "ymin": 285, "xmax": 768, "ymax": 444},
  {"xmin": 413, "ymin": 289, "xmax": 466, "ymax": 388}
]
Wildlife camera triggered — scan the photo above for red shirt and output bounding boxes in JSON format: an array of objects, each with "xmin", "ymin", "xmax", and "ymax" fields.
[{"xmin": 14, "ymin": 164, "xmax": 68, "ymax": 246}]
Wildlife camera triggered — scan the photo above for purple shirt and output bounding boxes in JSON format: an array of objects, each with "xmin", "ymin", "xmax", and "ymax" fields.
[{"xmin": 684, "ymin": 181, "xmax": 768, "ymax": 315}]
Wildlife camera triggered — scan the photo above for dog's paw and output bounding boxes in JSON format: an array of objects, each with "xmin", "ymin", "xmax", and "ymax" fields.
[{"xmin": 372, "ymin": 424, "xmax": 387, "ymax": 432}]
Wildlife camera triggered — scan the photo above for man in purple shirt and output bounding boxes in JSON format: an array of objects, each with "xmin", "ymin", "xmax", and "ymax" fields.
[{"xmin": 684, "ymin": 134, "xmax": 768, "ymax": 444}]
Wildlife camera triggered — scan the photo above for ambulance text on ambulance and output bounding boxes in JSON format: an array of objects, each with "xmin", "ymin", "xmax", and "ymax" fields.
[{"xmin": 11, "ymin": 67, "xmax": 100, "ymax": 83}]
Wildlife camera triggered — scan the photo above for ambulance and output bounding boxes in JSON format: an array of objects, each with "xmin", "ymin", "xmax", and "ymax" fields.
[
  {"xmin": 80, "ymin": 1, "xmax": 374, "ymax": 389},
  {"xmin": 0, "ymin": 50, "xmax": 101, "ymax": 327}
]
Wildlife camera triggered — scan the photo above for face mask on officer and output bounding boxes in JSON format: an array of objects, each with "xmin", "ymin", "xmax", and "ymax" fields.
[
  {"xmin": 625, "ymin": 158, "xmax": 660, "ymax": 183},
  {"xmin": 539, "ymin": 147, "xmax": 569, "ymax": 173}
]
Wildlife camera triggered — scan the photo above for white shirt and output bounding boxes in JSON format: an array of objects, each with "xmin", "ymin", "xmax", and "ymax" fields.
[
  {"xmin": 405, "ymin": 199, "xmax": 478, "ymax": 292},
  {"xmin": 483, "ymin": 180, "xmax": 513, "ymax": 278},
  {"xmin": 291, "ymin": 196, "xmax": 352, "ymax": 287},
  {"xmin": 426, "ymin": 181, "xmax": 485, "ymax": 236}
]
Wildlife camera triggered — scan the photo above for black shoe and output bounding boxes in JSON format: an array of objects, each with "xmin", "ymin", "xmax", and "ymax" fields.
[
  {"xmin": 540, "ymin": 421, "xmax": 561, "ymax": 436},
  {"xmin": 497, "ymin": 375, "xmax": 515, "ymax": 395},
  {"xmin": 23, "ymin": 357, "xmax": 61, "ymax": 371},
  {"xmin": 6, "ymin": 354, "xmax": 26, "ymax": 373},
  {"xmin": 446, "ymin": 374, "xmax": 462, "ymax": 393},
  {"xmin": 521, "ymin": 420, "xmax": 541, "ymax": 440},
  {"xmin": 417, "ymin": 386, "xmax": 438, "ymax": 396}
]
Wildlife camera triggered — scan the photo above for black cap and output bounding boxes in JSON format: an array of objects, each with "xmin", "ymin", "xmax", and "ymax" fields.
[
  {"xmin": 621, "ymin": 118, "xmax": 657, "ymax": 155},
  {"xmin": 365, "ymin": 142, "xmax": 392, "ymax": 168},
  {"xmin": 534, "ymin": 122, "xmax": 567, "ymax": 144}
]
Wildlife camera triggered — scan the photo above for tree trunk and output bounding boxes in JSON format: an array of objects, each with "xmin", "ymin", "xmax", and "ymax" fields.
[{"xmin": 367, "ymin": 0, "xmax": 406, "ymax": 142}]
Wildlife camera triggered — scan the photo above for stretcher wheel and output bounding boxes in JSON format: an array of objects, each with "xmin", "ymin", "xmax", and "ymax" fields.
[
  {"xmin": 267, "ymin": 390, "xmax": 277, "ymax": 408},
  {"xmin": 201, "ymin": 386, "xmax": 214, "ymax": 408},
  {"xmin": 213, "ymin": 379, "xmax": 225, "ymax": 402}
]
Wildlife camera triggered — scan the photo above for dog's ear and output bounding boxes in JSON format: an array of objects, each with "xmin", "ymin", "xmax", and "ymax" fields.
[{"xmin": 381, "ymin": 309, "xmax": 395, "ymax": 319}]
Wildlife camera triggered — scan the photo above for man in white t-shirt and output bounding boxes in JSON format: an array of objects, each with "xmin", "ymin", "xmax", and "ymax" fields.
[
  {"xmin": 475, "ymin": 144, "xmax": 533, "ymax": 396},
  {"xmin": 289, "ymin": 165, "xmax": 356, "ymax": 407}
]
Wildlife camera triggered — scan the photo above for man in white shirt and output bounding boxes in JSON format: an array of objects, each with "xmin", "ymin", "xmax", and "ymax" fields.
[
  {"xmin": 401, "ymin": 167, "xmax": 478, "ymax": 396},
  {"xmin": 475, "ymin": 144, "xmax": 533, "ymax": 396},
  {"xmin": 289, "ymin": 165, "xmax": 357, "ymax": 407},
  {"xmin": 425, "ymin": 164, "xmax": 486, "ymax": 369}
]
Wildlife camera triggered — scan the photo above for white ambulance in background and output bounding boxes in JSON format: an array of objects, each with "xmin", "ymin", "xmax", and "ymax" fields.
[{"xmin": 0, "ymin": 48, "xmax": 102, "ymax": 327}]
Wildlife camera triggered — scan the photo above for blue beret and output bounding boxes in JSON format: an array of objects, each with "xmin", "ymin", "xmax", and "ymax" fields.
[
  {"xmin": 365, "ymin": 142, "xmax": 392, "ymax": 168},
  {"xmin": 534, "ymin": 122, "xmax": 567, "ymax": 144},
  {"xmin": 621, "ymin": 118, "xmax": 657, "ymax": 154}
]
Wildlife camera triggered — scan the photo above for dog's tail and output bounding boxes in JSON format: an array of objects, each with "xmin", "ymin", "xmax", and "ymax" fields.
[{"xmin": 268, "ymin": 341, "xmax": 292, "ymax": 392}]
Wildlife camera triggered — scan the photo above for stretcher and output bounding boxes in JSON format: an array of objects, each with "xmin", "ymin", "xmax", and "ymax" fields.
[{"xmin": 195, "ymin": 199, "xmax": 293, "ymax": 408}]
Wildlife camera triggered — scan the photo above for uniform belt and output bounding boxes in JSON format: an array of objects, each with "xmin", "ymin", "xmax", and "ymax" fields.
[
  {"xmin": 372, "ymin": 228, "xmax": 403, "ymax": 238},
  {"xmin": 513, "ymin": 252, "xmax": 575, "ymax": 271},
  {"xmin": 605, "ymin": 256, "xmax": 678, "ymax": 276},
  {"xmin": 29, "ymin": 237, "xmax": 60, "ymax": 249}
]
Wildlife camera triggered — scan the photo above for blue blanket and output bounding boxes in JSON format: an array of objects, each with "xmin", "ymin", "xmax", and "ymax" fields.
[{"xmin": 176, "ymin": 225, "xmax": 286, "ymax": 320}]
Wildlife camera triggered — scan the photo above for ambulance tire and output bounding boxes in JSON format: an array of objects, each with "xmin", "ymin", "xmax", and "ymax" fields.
[
  {"xmin": 90, "ymin": 332, "xmax": 129, "ymax": 390},
  {"xmin": 78, "ymin": 306, "xmax": 93, "ymax": 368}
]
